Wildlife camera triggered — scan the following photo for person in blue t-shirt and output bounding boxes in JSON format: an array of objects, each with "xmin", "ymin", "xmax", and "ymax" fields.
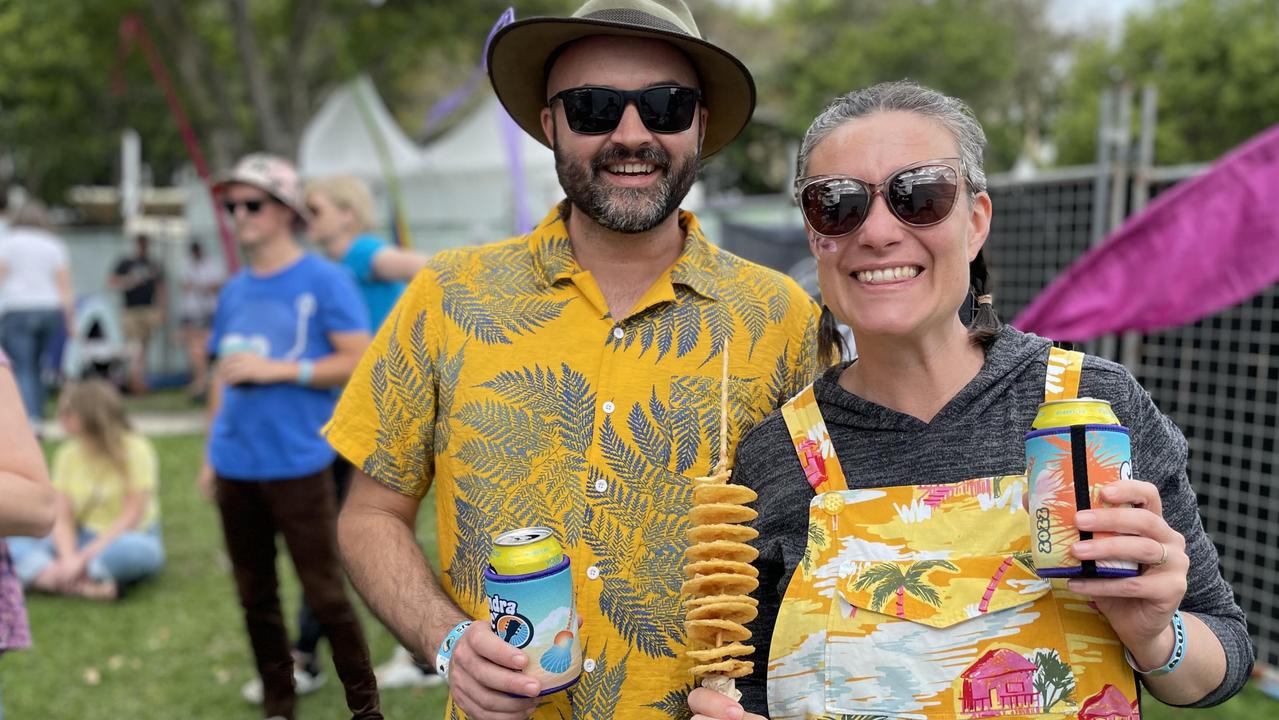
[
  {"xmin": 305, "ymin": 176, "xmax": 429, "ymax": 331},
  {"xmin": 197, "ymin": 154, "xmax": 382, "ymax": 720},
  {"xmin": 302, "ymin": 174, "xmax": 443, "ymax": 690}
]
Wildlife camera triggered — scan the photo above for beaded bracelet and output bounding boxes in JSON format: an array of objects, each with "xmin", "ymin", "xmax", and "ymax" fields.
[
  {"xmin": 435, "ymin": 620, "xmax": 474, "ymax": 682},
  {"xmin": 1124, "ymin": 609, "xmax": 1187, "ymax": 677}
]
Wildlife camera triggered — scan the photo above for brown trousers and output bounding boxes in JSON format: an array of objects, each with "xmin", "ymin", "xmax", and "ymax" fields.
[{"xmin": 215, "ymin": 470, "xmax": 381, "ymax": 720}]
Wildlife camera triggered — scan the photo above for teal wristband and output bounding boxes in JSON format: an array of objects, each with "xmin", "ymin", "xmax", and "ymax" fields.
[
  {"xmin": 1124, "ymin": 609, "xmax": 1187, "ymax": 677},
  {"xmin": 435, "ymin": 620, "xmax": 473, "ymax": 681},
  {"xmin": 297, "ymin": 359, "xmax": 314, "ymax": 386}
]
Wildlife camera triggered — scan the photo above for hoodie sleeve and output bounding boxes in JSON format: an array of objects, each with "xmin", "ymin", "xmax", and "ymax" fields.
[{"xmin": 1082, "ymin": 358, "xmax": 1255, "ymax": 706}]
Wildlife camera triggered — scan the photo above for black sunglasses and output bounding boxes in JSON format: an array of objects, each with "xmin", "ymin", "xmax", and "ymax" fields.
[
  {"xmin": 548, "ymin": 85, "xmax": 701, "ymax": 135},
  {"xmin": 795, "ymin": 159, "xmax": 963, "ymax": 238},
  {"xmin": 222, "ymin": 198, "xmax": 270, "ymax": 216}
]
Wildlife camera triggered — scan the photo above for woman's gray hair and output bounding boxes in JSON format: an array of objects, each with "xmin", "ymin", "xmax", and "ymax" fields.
[{"xmin": 795, "ymin": 80, "xmax": 988, "ymax": 197}]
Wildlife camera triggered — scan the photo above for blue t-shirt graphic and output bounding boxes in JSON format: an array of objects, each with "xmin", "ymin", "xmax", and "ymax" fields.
[
  {"xmin": 342, "ymin": 234, "xmax": 408, "ymax": 331},
  {"xmin": 207, "ymin": 253, "xmax": 368, "ymax": 480}
]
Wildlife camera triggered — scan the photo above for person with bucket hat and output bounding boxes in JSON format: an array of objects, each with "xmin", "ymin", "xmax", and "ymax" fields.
[
  {"xmin": 324, "ymin": 1, "xmax": 826, "ymax": 718},
  {"xmin": 198, "ymin": 154, "xmax": 381, "ymax": 719}
]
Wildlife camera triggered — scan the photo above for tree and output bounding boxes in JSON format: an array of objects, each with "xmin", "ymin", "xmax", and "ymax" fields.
[
  {"xmin": 759, "ymin": 0, "xmax": 1066, "ymax": 181},
  {"xmin": 0, "ymin": 0, "xmax": 573, "ymax": 202},
  {"xmin": 1031, "ymin": 648, "xmax": 1075, "ymax": 712},
  {"xmin": 850, "ymin": 559, "xmax": 959, "ymax": 618},
  {"xmin": 1053, "ymin": 0, "xmax": 1279, "ymax": 166}
]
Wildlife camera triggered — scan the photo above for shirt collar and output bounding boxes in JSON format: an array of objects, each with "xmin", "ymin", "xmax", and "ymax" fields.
[{"xmin": 528, "ymin": 201, "xmax": 722, "ymax": 301}]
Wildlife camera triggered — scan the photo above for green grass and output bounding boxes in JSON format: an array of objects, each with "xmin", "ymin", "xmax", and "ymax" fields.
[
  {"xmin": 3, "ymin": 434, "xmax": 1274, "ymax": 718},
  {"xmin": 4, "ymin": 434, "xmax": 448, "ymax": 719}
]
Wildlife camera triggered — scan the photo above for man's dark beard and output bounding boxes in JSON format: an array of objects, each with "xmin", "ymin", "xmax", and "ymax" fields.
[{"xmin": 555, "ymin": 142, "xmax": 700, "ymax": 234}]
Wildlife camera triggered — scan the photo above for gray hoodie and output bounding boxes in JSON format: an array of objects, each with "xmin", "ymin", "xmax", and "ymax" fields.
[{"xmin": 734, "ymin": 326, "xmax": 1253, "ymax": 713}]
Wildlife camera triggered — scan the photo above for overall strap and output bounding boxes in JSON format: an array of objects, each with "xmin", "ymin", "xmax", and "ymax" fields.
[
  {"xmin": 780, "ymin": 384, "xmax": 850, "ymax": 494},
  {"xmin": 1044, "ymin": 345, "xmax": 1085, "ymax": 402}
]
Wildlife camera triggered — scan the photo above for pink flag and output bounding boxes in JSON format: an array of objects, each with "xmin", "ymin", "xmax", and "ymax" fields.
[{"xmin": 1013, "ymin": 123, "xmax": 1279, "ymax": 341}]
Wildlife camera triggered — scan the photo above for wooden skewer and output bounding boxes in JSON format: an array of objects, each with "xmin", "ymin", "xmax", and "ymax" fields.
[{"xmin": 717, "ymin": 348, "xmax": 729, "ymax": 477}]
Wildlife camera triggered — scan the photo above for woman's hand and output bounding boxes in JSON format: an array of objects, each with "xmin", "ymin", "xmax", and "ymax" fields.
[
  {"xmin": 688, "ymin": 687, "xmax": 766, "ymax": 720},
  {"xmin": 1066, "ymin": 478, "xmax": 1188, "ymax": 669},
  {"xmin": 45, "ymin": 554, "xmax": 88, "ymax": 591}
]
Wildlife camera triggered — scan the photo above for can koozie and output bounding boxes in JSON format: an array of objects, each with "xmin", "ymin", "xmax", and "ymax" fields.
[
  {"xmin": 483, "ymin": 556, "xmax": 582, "ymax": 694},
  {"xmin": 1026, "ymin": 424, "xmax": 1138, "ymax": 578}
]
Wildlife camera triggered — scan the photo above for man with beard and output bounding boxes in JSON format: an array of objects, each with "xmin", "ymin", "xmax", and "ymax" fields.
[{"xmin": 324, "ymin": 2, "xmax": 824, "ymax": 718}]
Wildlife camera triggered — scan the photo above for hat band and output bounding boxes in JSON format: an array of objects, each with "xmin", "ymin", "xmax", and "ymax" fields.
[{"xmin": 580, "ymin": 9, "xmax": 691, "ymax": 36}]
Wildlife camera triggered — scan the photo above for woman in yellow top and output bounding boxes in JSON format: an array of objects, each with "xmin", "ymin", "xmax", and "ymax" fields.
[{"xmin": 7, "ymin": 380, "xmax": 163, "ymax": 600}]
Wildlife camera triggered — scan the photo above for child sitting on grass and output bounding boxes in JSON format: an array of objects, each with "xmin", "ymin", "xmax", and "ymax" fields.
[{"xmin": 7, "ymin": 380, "xmax": 163, "ymax": 600}]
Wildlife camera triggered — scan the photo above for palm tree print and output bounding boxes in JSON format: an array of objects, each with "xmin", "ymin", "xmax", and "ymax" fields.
[
  {"xmin": 978, "ymin": 551, "xmax": 1035, "ymax": 613},
  {"xmin": 1031, "ymin": 648, "xmax": 1076, "ymax": 712},
  {"xmin": 850, "ymin": 560, "xmax": 960, "ymax": 618}
]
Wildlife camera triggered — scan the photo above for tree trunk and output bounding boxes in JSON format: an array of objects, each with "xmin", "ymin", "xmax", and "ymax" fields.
[
  {"xmin": 150, "ymin": 0, "xmax": 243, "ymax": 170},
  {"xmin": 895, "ymin": 586, "xmax": 905, "ymax": 617},
  {"xmin": 979, "ymin": 555, "xmax": 1015, "ymax": 613},
  {"xmin": 225, "ymin": 0, "xmax": 290, "ymax": 156}
]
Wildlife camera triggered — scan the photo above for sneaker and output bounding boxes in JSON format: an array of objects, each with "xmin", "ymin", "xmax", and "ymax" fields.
[
  {"xmin": 240, "ymin": 662, "xmax": 327, "ymax": 704},
  {"xmin": 374, "ymin": 645, "xmax": 445, "ymax": 689}
]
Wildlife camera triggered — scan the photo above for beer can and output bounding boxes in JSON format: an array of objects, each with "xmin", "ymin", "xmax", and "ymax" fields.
[
  {"xmin": 484, "ymin": 527, "xmax": 582, "ymax": 694},
  {"xmin": 1032, "ymin": 397, "xmax": 1120, "ymax": 429},
  {"xmin": 1026, "ymin": 401, "xmax": 1138, "ymax": 579}
]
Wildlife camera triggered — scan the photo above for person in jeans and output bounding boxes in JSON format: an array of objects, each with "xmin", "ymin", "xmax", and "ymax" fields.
[
  {"xmin": 177, "ymin": 240, "xmax": 225, "ymax": 401},
  {"xmin": 0, "ymin": 199, "xmax": 76, "ymax": 428},
  {"xmin": 196, "ymin": 153, "xmax": 380, "ymax": 720},
  {"xmin": 6, "ymin": 379, "xmax": 163, "ymax": 601}
]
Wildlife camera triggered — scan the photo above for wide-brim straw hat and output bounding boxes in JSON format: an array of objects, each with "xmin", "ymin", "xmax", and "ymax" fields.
[
  {"xmin": 487, "ymin": 0, "xmax": 756, "ymax": 159},
  {"xmin": 213, "ymin": 153, "xmax": 311, "ymax": 223}
]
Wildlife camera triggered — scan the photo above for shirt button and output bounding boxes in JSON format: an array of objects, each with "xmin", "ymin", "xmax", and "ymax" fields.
[
  {"xmin": 602, "ymin": 400, "xmax": 615, "ymax": 414},
  {"xmin": 594, "ymin": 478, "xmax": 608, "ymax": 493},
  {"xmin": 612, "ymin": 327, "xmax": 624, "ymax": 339},
  {"xmin": 583, "ymin": 658, "xmax": 597, "ymax": 673},
  {"xmin": 586, "ymin": 565, "xmax": 600, "ymax": 580}
]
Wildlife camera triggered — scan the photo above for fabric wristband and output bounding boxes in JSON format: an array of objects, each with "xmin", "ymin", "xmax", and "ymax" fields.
[
  {"xmin": 435, "ymin": 620, "xmax": 473, "ymax": 682},
  {"xmin": 297, "ymin": 359, "xmax": 315, "ymax": 386},
  {"xmin": 1124, "ymin": 609, "xmax": 1187, "ymax": 677}
]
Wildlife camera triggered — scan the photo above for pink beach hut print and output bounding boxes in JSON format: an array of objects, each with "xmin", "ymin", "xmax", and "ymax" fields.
[
  {"xmin": 960, "ymin": 648, "xmax": 1041, "ymax": 716},
  {"xmin": 1079, "ymin": 684, "xmax": 1138, "ymax": 720}
]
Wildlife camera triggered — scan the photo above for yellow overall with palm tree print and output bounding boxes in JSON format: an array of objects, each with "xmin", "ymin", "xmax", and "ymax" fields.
[{"xmin": 769, "ymin": 347, "xmax": 1141, "ymax": 719}]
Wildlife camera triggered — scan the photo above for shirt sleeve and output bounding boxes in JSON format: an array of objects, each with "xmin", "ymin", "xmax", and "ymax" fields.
[
  {"xmin": 1086, "ymin": 360, "xmax": 1255, "ymax": 706},
  {"xmin": 325, "ymin": 270, "xmax": 440, "ymax": 497},
  {"xmin": 318, "ymin": 261, "xmax": 370, "ymax": 335},
  {"xmin": 126, "ymin": 435, "xmax": 159, "ymax": 495},
  {"xmin": 50, "ymin": 443, "xmax": 73, "ymax": 493},
  {"xmin": 343, "ymin": 237, "xmax": 383, "ymax": 284}
]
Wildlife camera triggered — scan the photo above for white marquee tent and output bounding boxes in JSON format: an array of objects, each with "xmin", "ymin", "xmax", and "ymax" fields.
[{"xmin": 298, "ymin": 75, "xmax": 563, "ymax": 251}]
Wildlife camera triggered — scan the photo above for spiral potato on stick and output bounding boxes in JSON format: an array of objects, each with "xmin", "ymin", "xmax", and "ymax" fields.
[{"xmin": 682, "ymin": 350, "xmax": 759, "ymax": 701}]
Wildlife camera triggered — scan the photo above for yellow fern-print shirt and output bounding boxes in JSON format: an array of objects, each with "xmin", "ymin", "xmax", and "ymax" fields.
[{"xmin": 326, "ymin": 203, "xmax": 819, "ymax": 718}]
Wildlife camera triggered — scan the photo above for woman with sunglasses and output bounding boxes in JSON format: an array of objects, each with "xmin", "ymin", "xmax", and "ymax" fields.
[{"xmin": 689, "ymin": 81, "xmax": 1251, "ymax": 720}]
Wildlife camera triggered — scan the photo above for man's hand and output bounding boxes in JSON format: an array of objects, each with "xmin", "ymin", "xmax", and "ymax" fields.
[
  {"xmin": 446, "ymin": 621, "xmax": 541, "ymax": 720},
  {"xmin": 196, "ymin": 462, "xmax": 216, "ymax": 502},
  {"xmin": 218, "ymin": 353, "xmax": 288, "ymax": 385}
]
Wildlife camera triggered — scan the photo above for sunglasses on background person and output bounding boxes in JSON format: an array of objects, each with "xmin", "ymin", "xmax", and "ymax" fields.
[
  {"xmin": 795, "ymin": 158, "xmax": 963, "ymax": 238},
  {"xmin": 548, "ymin": 85, "xmax": 701, "ymax": 135},
  {"xmin": 222, "ymin": 197, "xmax": 273, "ymax": 216}
]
